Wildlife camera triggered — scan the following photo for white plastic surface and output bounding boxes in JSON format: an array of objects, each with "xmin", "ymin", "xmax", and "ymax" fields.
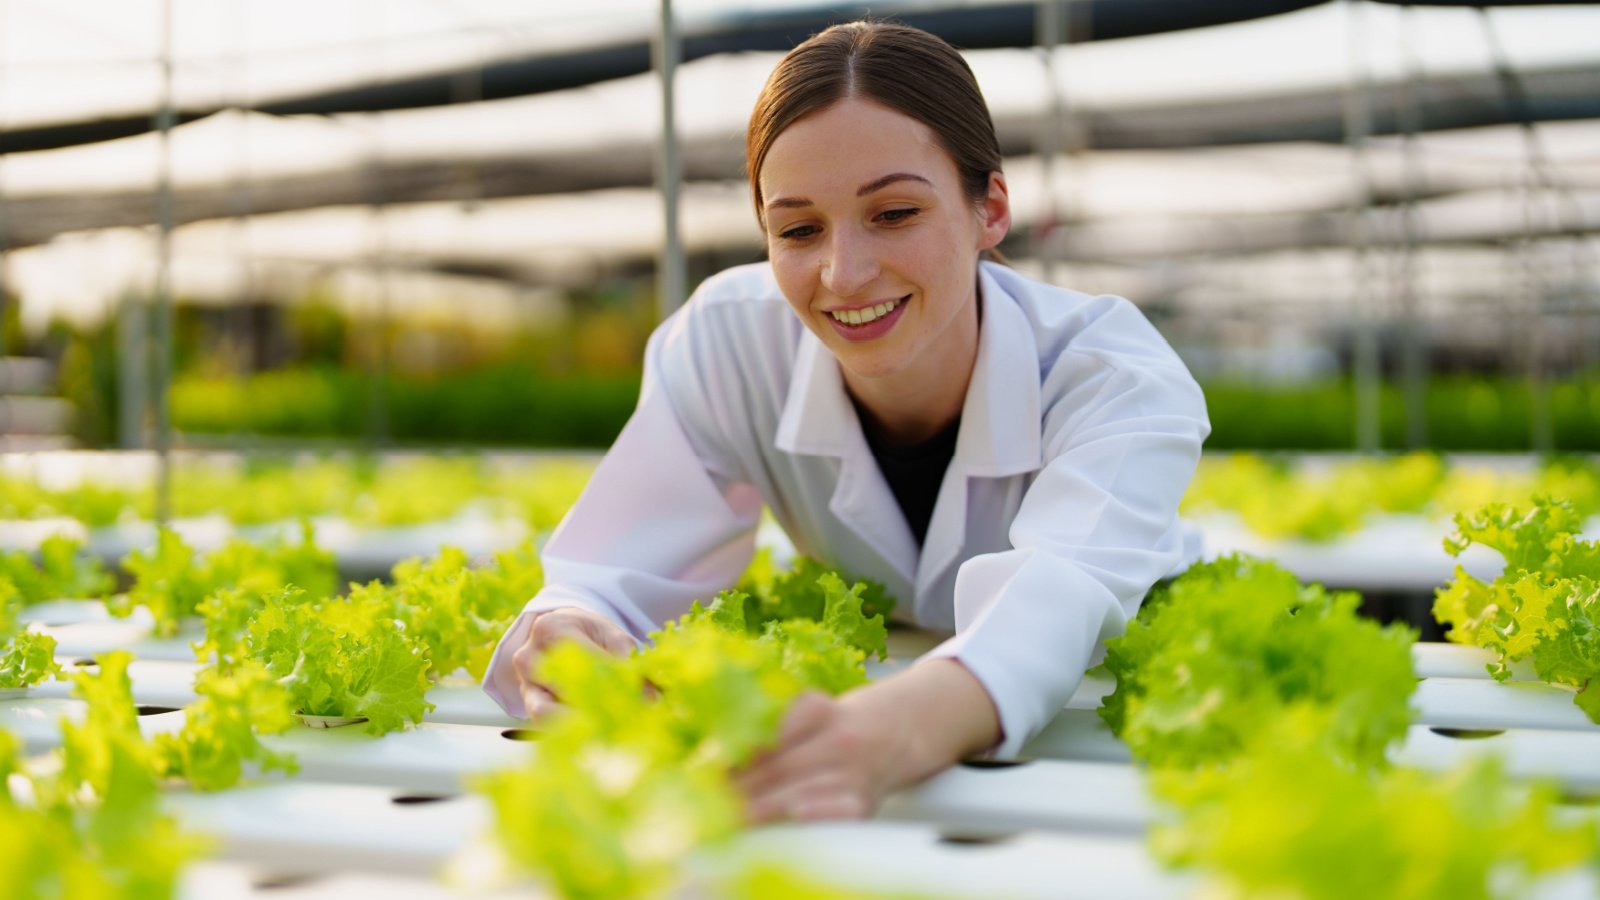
[
  {"xmin": 1396, "ymin": 724, "xmax": 1600, "ymax": 791},
  {"xmin": 258, "ymin": 722, "xmax": 535, "ymax": 794},
  {"xmin": 20, "ymin": 597, "xmax": 121, "ymax": 626},
  {"xmin": 1194, "ymin": 512, "xmax": 1506, "ymax": 591},
  {"xmin": 722, "ymin": 822, "xmax": 1190, "ymax": 900},
  {"xmin": 32, "ymin": 658, "xmax": 202, "ymax": 708},
  {"xmin": 179, "ymin": 861, "xmax": 506, "ymax": 900},
  {"xmin": 1021, "ymin": 707, "xmax": 1133, "ymax": 764},
  {"xmin": 422, "ymin": 682, "xmax": 521, "ymax": 729},
  {"xmin": 40, "ymin": 617, "xmax": 203, "ymax": 662},
  {"xmin": 0, "ymin": 698, "xmax": 186, "ymax": 753},
  {"xmin": 163, "ymin": 783, "xmax": 489, "ymax": 877},
  {"xmin": 287, "ymin": 512, "xmax": 530, "ymax": 580},
  {"xmin": 1413, "ymin": 677, "xmax": 1598, "ymax": 732},
  {"xmin": 167, "ymin": 782, "xmax": 1188, "ymax": 900},
  {"xmin": 880, "ymin": 757, "xmax": 1157, "ymax": 834},
  {"xmin": 1411, "ymin": 641, "xmax": 1538, "ymax": 681}
]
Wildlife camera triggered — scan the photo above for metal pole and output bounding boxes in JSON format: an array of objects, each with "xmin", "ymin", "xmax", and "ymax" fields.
[
  {"xmin": 1342, "ymin": 0, "xmax": 1381, "ymax": 453},
  {"xmin": 153, "ymin": 0, "xmax": 176, "ymax": 524},
  {"xmin": 0, "ymin": 0, "xmax": 10, "ymax": 334},
  {"xmin": 365, "ymin": 1, "xmax": 390, "ymax": 449},
  {"xmin": 1476, "ymin": 8, "xmax": 1555, "ymax": 453},
  {"xmin": 1035, "ymin": 0, "xmax": 1065, "ymax": 286},
  {"xmin": 653, "ymin": 0, "xmax": 684, "ymax": 320},
  {"xmin": 1396, "ymin": 4, "xmax": 1427, "ymax": 449},
  {"xmin": 230, "ymin": 0, "xmax": 255, "ymax": 454}
]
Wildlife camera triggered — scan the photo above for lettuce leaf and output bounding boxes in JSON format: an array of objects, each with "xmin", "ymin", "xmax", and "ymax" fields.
[
  {"xmin": 479, "ymin": 560, "xmax": 894, "ymax": 899},
  {"xmin": 155, "ymin": 661, "xmax": 298, "ymax": 791},
  {"xmin": 1152, "ymin": 710, "xmax": 1597, "ymax": 900},
  {"xmin": 247, "ymin": 595, "xmax": 434, "ymax": 735},
  {"xmin": 1101, "ymin": 555, "xmax": 1416, "ymax": 770},
  {"xmin": 1437, "ymin": 498, "xmax": 1600, "ymax": 722},
  {"xmin": 0, "ymin": 629, "xmax": 62, "ymax": 690},
  {"xmin": 0, "ymin": 534, "xmax": 114, "ymax": 604},
  {"xmin": 117, "ymin": 526, "xmax": 337, "ymax": 639}
]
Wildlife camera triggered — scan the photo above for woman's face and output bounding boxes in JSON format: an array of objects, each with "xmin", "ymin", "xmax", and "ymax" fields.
[{"xmin": 758, "ymin": 98, "xmax": 1010, "ymax": 385}]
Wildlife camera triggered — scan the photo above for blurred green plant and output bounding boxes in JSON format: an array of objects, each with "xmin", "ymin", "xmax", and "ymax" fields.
[
  {"xmin": 169, "ymin": 364, "xmax": 640, "ymax": 448},
  {"xmin": 1183, "ymin": 452, "xmax": 1600, "ymax": 542},
  {"xmin": 1202, "ymin": 376, "xmax": 1600, "ymax": 452}
]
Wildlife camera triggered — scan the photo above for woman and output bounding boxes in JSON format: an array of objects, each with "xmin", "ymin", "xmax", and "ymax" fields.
[{"xmin": 483, "ymin": 21, "xmax": 1208, "ymax": 822}]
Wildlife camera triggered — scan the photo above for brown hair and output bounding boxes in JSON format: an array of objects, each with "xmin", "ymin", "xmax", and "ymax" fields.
[{"xmin": 746, "ymin": 21, "xmax": 1004, "ymax": 229}]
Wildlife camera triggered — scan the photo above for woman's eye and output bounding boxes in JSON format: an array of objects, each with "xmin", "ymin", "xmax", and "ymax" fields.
[
  {"xmin": 878, "ymin": 207, "xmax": 920, "ymax": 224},
  {"xmin": 778, "ymin": 224, "xmax": 818, "ymax": 241}
]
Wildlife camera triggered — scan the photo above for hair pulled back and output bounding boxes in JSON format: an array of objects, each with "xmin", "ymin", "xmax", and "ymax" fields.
[{"xmin": 746, "ymin": 21, "xmax": 1003, "ymax": 227}]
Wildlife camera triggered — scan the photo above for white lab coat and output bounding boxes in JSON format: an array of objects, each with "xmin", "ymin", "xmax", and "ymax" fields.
[{"xmin": 483, "ymin": 260, "xmax": 1209, "ymax": 756}]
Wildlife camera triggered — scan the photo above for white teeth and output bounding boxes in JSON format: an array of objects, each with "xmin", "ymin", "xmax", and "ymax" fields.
[{"xmin": 831, "ymin": 297, "xmax": 901, "ymax": 326}]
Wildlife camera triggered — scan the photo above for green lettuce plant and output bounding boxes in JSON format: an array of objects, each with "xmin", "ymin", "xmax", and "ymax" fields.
[
  {"xmin": 478, "ymin": 568, "xmax": 891, "ymax": 899},
  {"xmin": 1435, "ymin": 497, "xmax": 1600, "ymax": 722},
  {"xmin": 1099, "ymin": 554, "xmax": 1417, "ymax": 770}
]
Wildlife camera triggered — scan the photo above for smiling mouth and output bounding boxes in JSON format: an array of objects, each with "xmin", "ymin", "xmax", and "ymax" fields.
[{"xmin": 827, "ymin": 296, "xmax": 907, "ymax": 326}]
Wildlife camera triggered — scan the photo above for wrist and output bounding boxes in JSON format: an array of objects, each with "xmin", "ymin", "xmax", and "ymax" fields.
[{"xmin": 843, "ymin": 658, "xmax": 1002, "ymax": 790}]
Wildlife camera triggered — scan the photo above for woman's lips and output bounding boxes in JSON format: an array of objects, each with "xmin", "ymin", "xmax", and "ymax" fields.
[{"xmin": 824, "ymin": 295, "xmax": 909, "ymax": 343}]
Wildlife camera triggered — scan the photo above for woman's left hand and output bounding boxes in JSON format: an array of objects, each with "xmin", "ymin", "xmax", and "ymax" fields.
[
  {"xmin": 733, "ymin": 658, "xmax": 1002, "ymax": 824},
  {"xmin": 733, "ymin": 689, "xmax": 904, "ymax": 823}
]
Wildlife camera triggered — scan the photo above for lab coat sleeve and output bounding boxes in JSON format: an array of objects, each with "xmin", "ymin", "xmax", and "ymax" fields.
[
  {"xmin": 924, "ymin": 353, "xmax": 1209, "ymax": 758},
  {"xmin": 481, "ymin": 304, "xmax": 764, "ymax": 718}
]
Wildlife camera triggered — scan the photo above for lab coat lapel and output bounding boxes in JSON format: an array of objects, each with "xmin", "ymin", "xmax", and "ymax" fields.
[
  {"xmin": 915, "ymin": 265, "xmax": 1044, "ymax": 600},
  {"xmin": 775, "ymin": 331, "xmax": 919, "ymax": 584}
]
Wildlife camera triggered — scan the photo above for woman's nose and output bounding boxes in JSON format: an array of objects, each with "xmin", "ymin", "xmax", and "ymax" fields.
[{"xmin": 820, "ymin": 229, "xmax": 879, "ymax": 297}]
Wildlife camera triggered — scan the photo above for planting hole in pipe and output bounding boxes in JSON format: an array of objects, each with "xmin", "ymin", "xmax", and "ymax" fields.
[
  {"xmin": 253, "ymin": 873, "xmax": 323, "ymax": 891},
  {"xmin": 937, "ymin": 829, "xmax": 1019, "ymax": 846},
  {"xmin": 1428, "ymin": 727, "xmax": 1505, "ymax": 740},
  {"xmin": 958, "ymin": 757, "xmax": 1032, "ymax": 770},
  {"xmin": 391, "ymin": 794, "xmax": 457, "ymax": 806}
]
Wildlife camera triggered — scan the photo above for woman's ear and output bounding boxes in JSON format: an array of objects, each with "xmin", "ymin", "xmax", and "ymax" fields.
[{"xmin": 976, "ymin": 171, "xmax": 1012, "ymax": 252}]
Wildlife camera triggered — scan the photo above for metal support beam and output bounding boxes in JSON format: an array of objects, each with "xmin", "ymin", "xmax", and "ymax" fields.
[
  {"xmin": 1343, "ymin": 0, "xmax": 1382, "ymax": 453},
  {"xmin": 1477, "ymin": 7, "xmax": 1559, "ymax": 453},
  {"xmin": 653, "ymin": 0, "xmax": 685, "ymax": 320},
  {"xmin": 1395, "ymin": 4, "xmax": 1428, "ymax": 449},
  {"xmin": 153, "ymin": 0, "xmax": 176, "ymax": 523},
  {"xmin": 1035, "ymin": 0, "xmax": 1065, "ymax": 285}
]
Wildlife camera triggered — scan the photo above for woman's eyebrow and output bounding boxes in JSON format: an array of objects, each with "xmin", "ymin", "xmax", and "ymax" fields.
[
  {"xmin": 857, "ymin": 172, "xmax": 930, "ymax": 196},
  {"xmin": 765, "ymin": 172, "xmax": 932, "ymax": 212}
]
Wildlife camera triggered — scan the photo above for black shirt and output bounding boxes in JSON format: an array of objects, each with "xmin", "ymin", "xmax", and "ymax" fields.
[{"xmin": 861, "ymin": 416, "xmax": 962, "ymax": 548}]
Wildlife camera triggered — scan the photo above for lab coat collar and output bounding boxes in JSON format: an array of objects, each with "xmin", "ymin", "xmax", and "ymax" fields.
[
  {"xmin": 774, "ymin": 263, "xmax": 1043, "ymax": 478},
  {"xmin": 773, "ymin": 264, "xmax": 1044, "ymax": 595}
]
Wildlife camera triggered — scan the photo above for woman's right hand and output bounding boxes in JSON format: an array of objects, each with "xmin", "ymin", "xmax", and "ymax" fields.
[{"xmin": 510, "ymin": 606, "xmax": 636, "ymax": 720}]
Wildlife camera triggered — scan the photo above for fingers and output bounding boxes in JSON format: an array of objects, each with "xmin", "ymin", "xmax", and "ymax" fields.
[
  {"xmin": 590, "ymin": 621, "xmax": 637, "ymax": 658},
  {"xmin": 742, "ymin": 770, "xmax": 873, "ymax": 824},
  {"xmin": 530, "ymin": 608, "xmax": 634, "ymax": 657},
  {"xmin": 735, "ymin": 693, "xmax": 850, "ymax": 796},
  {"xmin": 514, "ymin": 607, "xmax": 634, "ymax": 722},
  {"xmin": 520, "ymin": 682, "xmax": 562, "ymax": 722},
  {"xmin": 529, "ymin": 608, "xmax": 604, "ymax": 653},
  {"xmin": 777, "ymin": 691, "xmax": 834, "ymax": 744}
]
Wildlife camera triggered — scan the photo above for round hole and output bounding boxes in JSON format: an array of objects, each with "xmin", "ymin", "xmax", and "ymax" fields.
[
  {"xmin": 391, "ymin": 794, "xmax": 457, "ymax": 805},
  {"xmin": 1428, "ymin": 727, "xmax": 1505, "ymax": 740},
  {"xmin": 500, "ymin": 728, "xmax": 539, "ymax": 742},
  {"xmin": 135, "ymin": 705, "xmax": 180, "ymax": 716},
  {"xmin": 958, "ymin": 758, "xmax": 1032, "ymax": 769},
  {"xmin": 937, "ymin": 830, "xmax": 1019, "ymax": 847},
  {"xmin": 252, "ymin": 873, "xmax": 322, "ymax": 891}
]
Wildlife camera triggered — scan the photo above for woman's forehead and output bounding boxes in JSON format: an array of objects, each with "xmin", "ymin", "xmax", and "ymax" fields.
[{"xmin": 760, "ymin": 99, "xmax": 954, "ymax": 197}]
